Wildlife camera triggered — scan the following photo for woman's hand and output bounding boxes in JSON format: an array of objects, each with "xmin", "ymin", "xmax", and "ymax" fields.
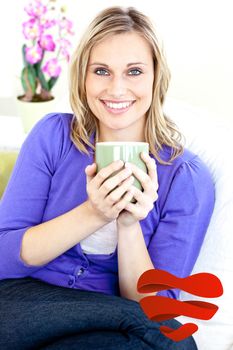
[
  {"xmin": 85, "ymin": 160, "xmax": 135, "ymax": 223},
  {"xmin": 117, "ymin": 152, "xmax": 159, "ymax": 228}
]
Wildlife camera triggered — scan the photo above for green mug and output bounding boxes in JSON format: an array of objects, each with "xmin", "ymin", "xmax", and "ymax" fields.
[{"xmin": 95, "ymin": 142, "xmax": 149, "ymax": 203}]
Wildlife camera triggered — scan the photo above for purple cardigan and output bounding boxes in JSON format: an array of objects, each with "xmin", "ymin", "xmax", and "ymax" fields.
[{"xmin": 0, "ymin": 113, "xmax": 215, "ymax": 299}]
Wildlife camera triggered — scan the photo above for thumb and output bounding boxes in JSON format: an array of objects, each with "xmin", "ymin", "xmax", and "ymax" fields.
[{"xmin": 85, "ymin": 163, "xmax": 97, "ymax": 183}]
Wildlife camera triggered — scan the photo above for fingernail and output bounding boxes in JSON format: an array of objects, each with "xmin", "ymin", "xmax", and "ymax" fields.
[
  {"xmin": 116, "ymin": 159, "xmax": 124, "ymax": 166},
  {"xmin": 125, "ymin": 162, "xmax": 132, "ymax": 168},
  {"xmin": 87, "ymin": 164, "xmax": 94, "ymax": 169}
]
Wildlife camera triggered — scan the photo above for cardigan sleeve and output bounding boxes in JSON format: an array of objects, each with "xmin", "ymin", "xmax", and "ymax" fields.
[
  {"xmin": 0, "ymin": 113, "xmax": 66, "ymax": 279},
  {"xmin": 147, "ymin": 156, "xmax": 215, "ymax": 299}
]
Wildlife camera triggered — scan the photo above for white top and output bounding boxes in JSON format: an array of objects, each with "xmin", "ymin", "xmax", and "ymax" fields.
[{"xmin": 80, "ymin": 219, "xmax": 118, "ymax": 254}]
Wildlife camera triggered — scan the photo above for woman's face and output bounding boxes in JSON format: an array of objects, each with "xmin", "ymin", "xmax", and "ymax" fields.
[{"xmin": 85, "ymin": 31, "xmax": 154, "ymax": 141}]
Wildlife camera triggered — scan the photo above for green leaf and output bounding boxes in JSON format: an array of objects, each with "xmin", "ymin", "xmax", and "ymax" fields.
[
  {"xmin": 33, "ymin": 63, "xmax": 40, "ymax": 79},
  {"xmin": 38, "ymin": 69, "xmax": 49, "ymax": 90},
  {"xmin": 27, "ymin": 66, "xmax": 37, "ymax": 94},
  {"xmin": 21, "ymin": 66, "xmax": 36, "ymax": 94},
  {"xmin": 34, "ymin": 50, "xmax": 45, "ymax": 72},
  {"xmin": 30, "ymin": 65, "xmax": 37, "ymax": 79},
  {"xmin": 22, "ymin": 44, "xmax": 29, "ymax": 67},
  {"xmin": 48, "ymin": 76, "xmax": 59, "ymax": 91},
  {"xmin": 21, "ymin": 68, "xmax": 28, "ymax": 92}
]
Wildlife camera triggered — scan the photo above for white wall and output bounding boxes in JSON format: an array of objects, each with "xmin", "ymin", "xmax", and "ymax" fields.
[{"xmin": 0, "ymin": 0, "xmax": 232, "ymax": 126}]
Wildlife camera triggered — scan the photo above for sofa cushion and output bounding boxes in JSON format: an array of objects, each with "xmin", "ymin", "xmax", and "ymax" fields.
[{"xmin": 0, "ymin": 152, "xmax": 19, "ymax": 199}]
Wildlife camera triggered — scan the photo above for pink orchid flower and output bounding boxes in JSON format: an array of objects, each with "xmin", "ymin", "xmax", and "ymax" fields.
[
  {"xmin": 25, "ymin": 45, "xmax": 43, "ymax": 64},
  {"xmin": 58, "ymin": 18, "xmax": 74, "ymax": 35},
  {"xmin": 40, "ymin": 17, "xmax": 57, "ymax": 29},
  {"xmin": 22, "ymin": 18, "xmax": 42, "ymax": 40},
  {"xmin": 42, "ymin": 58, "xmax": 62, "ymax": 77},
  {"xmin": 24, "ymin": 0, "xmax": 47, "ymax": 17},
  {"xmin": 57, "ymin": 38, "xmax": 71, "ymax": 62},
  {"xmin": 60, "ymin": 49, "xmax": 70, "ymax": 62},
  {"xmin": 39, "ymin": 34, "xmax": 56, "ymax": 51}
]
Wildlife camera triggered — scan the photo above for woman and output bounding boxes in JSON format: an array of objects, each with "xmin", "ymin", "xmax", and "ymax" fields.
[{"xmin": 0, "ymin": 6, "xmax": 214, "ymax": 350}]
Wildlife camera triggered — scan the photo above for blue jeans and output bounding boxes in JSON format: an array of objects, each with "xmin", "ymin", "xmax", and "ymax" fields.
[{"xmin": 0, "ymin": 277, "xmax": 198, "ymax": 350}]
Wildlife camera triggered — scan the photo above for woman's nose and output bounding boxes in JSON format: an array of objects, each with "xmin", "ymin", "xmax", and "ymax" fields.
[{"xmin": 107, "ymin": 75, "xmax": 127, "ymax": 96}]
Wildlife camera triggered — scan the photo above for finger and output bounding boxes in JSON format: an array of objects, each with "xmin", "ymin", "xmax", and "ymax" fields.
[
  {"xmin": 125, "ymin": 187, "xmax": 154, "ymax": 216},
  {"xmin": 99, "ymin": 167, "xmax": 133, "ymax": 198},
  {"xmin": 140, "ymin": 152, "xmax": 158, "ymax": 186},
  {"xmin": 94, "ymin": 160, "xmax": 125, "ymax": 188},
  {"xmin": 133, "ymin": 185, "xmax": 157, "ymax": 209},
  {"xmin": 124, "ymin": 162, "xmax": 151, "ymax": 194},
  {"xmin": 127, "ymin": 186, "xmax": 146, "ymax": 208},
  {"xmin": 125, "ymin": 156, "xmax": 158, "ymax": 193},
  {"xmin": 112, "ymin": 187, "xmax": 135, "ymax": 214},
  {"xmin": 85, "ymin": 163, "xmax": 97, "ymax": 185},
  {"xmin": 106, "ymin": 175, "xmax": 135, "ymax": 205}
]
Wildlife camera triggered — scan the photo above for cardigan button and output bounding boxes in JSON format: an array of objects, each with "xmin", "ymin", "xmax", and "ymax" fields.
[{"xmin": 77, "ymin": 267, "xmax": 85, "ymax": 276}]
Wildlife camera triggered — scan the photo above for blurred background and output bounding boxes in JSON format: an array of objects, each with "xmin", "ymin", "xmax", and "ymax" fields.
[{"xmin": 0, "ymin": 0, "xmax": 232, "ymax": 126}]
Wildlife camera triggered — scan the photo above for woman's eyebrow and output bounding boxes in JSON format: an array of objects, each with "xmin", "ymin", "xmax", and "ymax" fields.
[{"xmin": 89, "ymin": 62, "xmax": 147, "ymax": 67}]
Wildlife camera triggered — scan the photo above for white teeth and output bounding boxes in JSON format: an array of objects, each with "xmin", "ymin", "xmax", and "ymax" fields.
[{"xmin": 103, "ymin": 101, "xmax": 134, "ymax": 109}]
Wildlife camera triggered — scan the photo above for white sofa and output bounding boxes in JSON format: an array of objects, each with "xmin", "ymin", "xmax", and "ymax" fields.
[{"xmin": 163, "ymin": 98, "xmax": 233, "ymax": 350}]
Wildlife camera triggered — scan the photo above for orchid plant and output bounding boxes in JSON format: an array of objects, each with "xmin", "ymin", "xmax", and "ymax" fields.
[{"xmin": 18, "ymin": 0, "xmax": 74, "ymax": 102}]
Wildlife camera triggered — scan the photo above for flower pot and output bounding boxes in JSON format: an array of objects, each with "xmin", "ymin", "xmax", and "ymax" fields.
[{"xmin": 16, "ymin": 98, "xmax": 57, "ymax": 134}]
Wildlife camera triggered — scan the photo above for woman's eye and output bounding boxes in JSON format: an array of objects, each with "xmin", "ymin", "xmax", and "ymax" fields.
[
  {"xmin": 128, "ymin": 69, "xmax": 142, "ymax": 75},
  {"xmin": 95, "ymin": 68, "xmax": 109, "ymax": 75}
]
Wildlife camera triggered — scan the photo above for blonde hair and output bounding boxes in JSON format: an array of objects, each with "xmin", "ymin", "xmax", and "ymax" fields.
[{"xmin": 69, "ymin": 6, "xmax": 184, "ymax": 165}]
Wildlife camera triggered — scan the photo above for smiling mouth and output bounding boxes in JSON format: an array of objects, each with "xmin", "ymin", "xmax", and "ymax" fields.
[{"xmin": 100, "ymin": 100, "xmax": 136, "ymax": 115}]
